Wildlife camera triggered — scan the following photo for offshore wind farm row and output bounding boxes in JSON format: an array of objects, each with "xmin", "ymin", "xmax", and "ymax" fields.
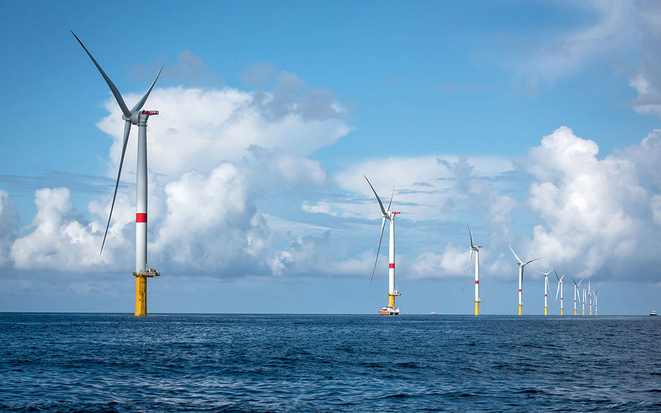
[
  {"xmin": 74, "ymin": 31, "xmax": 602, "ymax": 317},
  {"xmin": 365, "ymin": 175, "xmax": 601, "ymax": 317}
]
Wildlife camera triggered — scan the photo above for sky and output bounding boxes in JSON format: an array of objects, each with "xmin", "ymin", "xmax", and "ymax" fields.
[{"xmin": 1, "ymin": 0, "xmax": 661, "ymax": 315}]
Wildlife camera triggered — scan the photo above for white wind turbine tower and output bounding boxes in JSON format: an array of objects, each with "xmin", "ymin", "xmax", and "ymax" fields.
[
  {"xmin": 538, "ymin": 269, "xmax": 553, "ymax": 315},
  {"xmin": 73, "ymin": 32, "xmax": 162, "ymax": 317},
  {"xmin": 594, "ymin": 288, "xmax": 598, "ymax": 315},
  {"xmin": 554, "ymin": 269, "xmax": 565, "ymax": 315},
  {"xmin": 466, "ymin": 224, "xmax": 483, "ymax": 315},
  {"xmin": 506, "ymin": 242, "xmax": 543, "ymax": 316},
  {"xmin": 588, "ymin": 279, "xmax": 593, "ymax": 316},
  {"xmin": 365, "ymin": 176, "xmax": 401, "ymax": 316},
  {"xmin": 571, "ymin": 277, "xmax": 583, "ymax": 316},
  {"xmin": 582, "ymin": 287, "xmax": 587, "ymax": 315}
]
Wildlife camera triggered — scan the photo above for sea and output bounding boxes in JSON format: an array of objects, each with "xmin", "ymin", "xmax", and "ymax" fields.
[{"xmin": 1, "ymin": 314, "xmax": 660, "ymax": 412}]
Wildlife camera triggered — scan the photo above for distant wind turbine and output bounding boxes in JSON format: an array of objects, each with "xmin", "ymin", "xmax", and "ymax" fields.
[
  {"xmin": 571, "ymin": 277, "xmax": 583, "ymax": 316},
  {"xmin": 538, "ymin": 269, "xmax": 554, "ymax": 316},
  {"xmin": 467, "ymin": 224, "xmax": 483, "ymax": 315},
  {"xmin": 588, "ymin": 279, "xmax": 593, "ymax": 316},
  {"xmin": 365, "ymin": 176, "xmax": 401, "ymax": 316},
  {"xmin": 582, "ymin": 287, "xmax": 587, "ymax": 316},
  {"xmin": 506, "ymin": 242, "xmax": 543, "ymax": 316},
  {"xmin": 594, "ymin": 288, "xmax": 598, "ymax": 315},
  {"xmin": 554, "ymin": 269, "xmax": 565, "ymax": 315},
  {"xmin": 72, "ymin": 32, "xmax": 162, "ymax": 317}
]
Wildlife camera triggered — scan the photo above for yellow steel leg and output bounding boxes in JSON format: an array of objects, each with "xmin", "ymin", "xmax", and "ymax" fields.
[
  {"xmin": 544, "ymin": 307, "xmax": 548, "ymax": 316},
  {"xmin": 388, "ymin": 294, "xmax": 395, "ymax": 308},
  {"xmin": 135, "ymin": 276, "xmax": 147, "ymax": 316},
  {"xmin": 582, "ymin": 309, "xmax": 585, "ymax": 316},
  {"xmin": 518, "ymin": 304, "xmax": 522, "ymax": 315},
  {"xmin": 561, "ymin": 308, "xmax": 564, "ymax": 315},
  {"xmin": 475, "ymin": 301, "xmax": 480, "ymax": 316}
]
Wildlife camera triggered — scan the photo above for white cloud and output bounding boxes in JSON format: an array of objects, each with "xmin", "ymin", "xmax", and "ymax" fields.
[
  {"xmin": 10, "ymin": 188, "xmax": 114, "ymax": 270},
  {"xmin": 330, "ymin": 155, "xmax": 513, "ymax": 222},
  {"xmin": 522, "ymin": 126, "xmax": 657, "ymax": 279},
  {"xmin": 515, "ymin": 1, "xmax": 637, "ymax": 86},
  {"xmin": 0, "ymin": 190, "xmax": 18, "ymax": 267},
  {"xmin": 97, "ymin": 74, "xmax": 351, "ymax": 182},
  {"xmin": 269, "ymin": 231, "xmax": 373, "ymax": 277}
]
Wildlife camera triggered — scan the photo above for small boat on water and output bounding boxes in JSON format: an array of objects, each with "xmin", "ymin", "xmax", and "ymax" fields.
[
  {"xmin": 430, "ymin": 312, "xmax": 436, "ymax": 316},
  {"xmin": 378, "ymin": 306, "xmax": 400, "ymax": 315},
  {"xmin": 651, "ymin": 311, "xmax": 657, "ymax": 316}
]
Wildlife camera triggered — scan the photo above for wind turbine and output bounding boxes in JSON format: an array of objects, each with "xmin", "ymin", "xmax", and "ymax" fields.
[
  {"xmin": 582, "ymin": 287, "xmax": 587, "ymax": 315},
  {"xmin": 538, "ymin": 268, "xmax": 553, "ymax": 315},
  {"xmin": 506, "ymin": 242, "xmax": 542, "ymax": 315},
  {"xmin": 554, "ymin": 269, "xmax": 565, "ymax": 315},
  {"xmin": 365, "ymin": 176, "xmax": 401, "ymax": 315},
  {"xmin": 594, "ymin": 288, "xmax": 598, "ymax": 315},
  {"xmin": 571, "ymin": 277, "xmax": 583, "ymax": 316},
  {"xmin": 467, "ymin": 224, "xmax": 483, "ymax": 315},
  {"xmin": 588, "ymin": 279, "xmax": 593, "ymax": 316},
  {"xmin": 73, "ymin": 32, "xmax": 162, "ymax": 317}
]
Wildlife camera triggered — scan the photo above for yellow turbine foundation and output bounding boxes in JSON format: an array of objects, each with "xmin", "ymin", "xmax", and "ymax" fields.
[
  {"xmin": 574, "ymin": 309, "xmax": 577, "ymax": 316},
  {"xmin": 582, "ymin": 309, "xmax": 585, "ymax": 315},
  {"xmin": 518, "ymin": 304, "xmax": 522, "ymax": 316},
  {"xmin": 561, "ymin": 308, "xmax": 564, "ymax": 315},
  {"xmin": 475, "ymin": 301, "xmax": 480, "ymax": 316},
  {"xmin": 135, "ymin": 276, "xmax": 147, "ymax": 316},
  {"xmin": 388, "ymin": 294, "xmax": 396, "ymax": 308},
  {"xmin": 544, "ymin": 306, "xmax": 548, "ymax": 316}
]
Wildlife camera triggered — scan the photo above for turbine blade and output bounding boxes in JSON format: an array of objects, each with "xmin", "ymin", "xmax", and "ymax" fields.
[
  {"xmin": 555, "ymin": 281, "xmax": 561, "ymax": 304},
  {"xmin": 463, "ymin": 249, "xmax": 474, "ymax": 293},
  {"xmin": 571, "ymin": 277, "xmax": 578, "ymax": 286},
  {"xmin": 71, "ymin": 31, "xmax": 131, "ymax": 119},
  {"xmin": 370, "ymin": 217, "xmax": 387, "ymax": 283},
  {"xmin": 522, "ymin": 257, "xmax": 543, "ymax": 266},
  {"xmin": 467, "ymin": 223, "xmax": 474, "ymax": 249},
  {"xmin": 100, "ymin": 120, "xmax": 131, "ymax": 254},
  {"xmin": 506, "ymin": 241, "xmax": 523, "ymax": 264},
  {"xmin": 364, "ymin": 175, "xmax": 387, "ymax": 217},
  {"xmin": 130, "ymin": 65, "xmax": 163, "ymax": 112},
  {"xmin": 578, "ymin": 278, "xmax": 583, "ymax": 287},
  {"xmin": 553, "ymin": 268, "xmax": 560, "ymax": 281},
  {"xmin": 386, "ymin": 186, "xmax": 394, "ymax": 213}
]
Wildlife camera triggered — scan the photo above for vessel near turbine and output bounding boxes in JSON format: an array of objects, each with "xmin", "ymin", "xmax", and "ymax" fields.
[{"xmin": 72, "ymin": 31, "xmax": 162, "ymax": 316}]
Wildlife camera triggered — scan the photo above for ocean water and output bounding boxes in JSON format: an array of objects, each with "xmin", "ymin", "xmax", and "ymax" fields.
[{"xmin": 1, "ymin": 314, "xmax": 660, "ymax": 412}]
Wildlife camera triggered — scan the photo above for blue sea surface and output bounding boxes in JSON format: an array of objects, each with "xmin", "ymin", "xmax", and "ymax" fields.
[{"xmin": 1, "ymin": 314, "xmax": 660, "ymax": 412}]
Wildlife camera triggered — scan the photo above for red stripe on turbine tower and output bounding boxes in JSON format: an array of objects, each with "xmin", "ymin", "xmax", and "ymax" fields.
[
  {"xmin": 136, "ymin": 213, "xmax": 147, "ymax": 223},
  {"xmin": 475, "ymin": 280, "xmax": 479, "ymax": 284},
  {"xmin": 389, "ymin": 263, "xmax": 395, "ymax": 268}
]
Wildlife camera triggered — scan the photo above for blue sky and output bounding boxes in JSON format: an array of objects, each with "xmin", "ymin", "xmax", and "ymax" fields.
[{"xmin": 1, "ymin": 0, "xmax": 661, "ymax": 315}]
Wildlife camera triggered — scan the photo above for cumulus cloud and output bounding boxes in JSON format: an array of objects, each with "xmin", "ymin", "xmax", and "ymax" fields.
[
  {"xmin": 520, "ymin": 126, "xmax": 659, "ymax": 279},
  {"xmin": 6, "ymin": 66, "xmax": 353, "ymax": 278},
  {"xmin": 97, "ymin": 73, "xmax": 351, "ymax": 181},
  {"xmin": 409, "ymin": 243, "xmax": 466, "ymax": 279},
  {"xmin": 151, "ymin": 162, "xmax": 272, "ymax": 274},
  {"xmin": 269, "ymin": 231, "xmax": 373, "ymax": 277},
  {"xmin": 0, "ymin": 190, "xmax": 18, "ymax": 266},
  {"xmin": 10, "ymin": 188, "xmax": 113, "ymax": 270},
  {"xmin": 247, "ymin": 146, "xmax": 328, "ymax": 188}
]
